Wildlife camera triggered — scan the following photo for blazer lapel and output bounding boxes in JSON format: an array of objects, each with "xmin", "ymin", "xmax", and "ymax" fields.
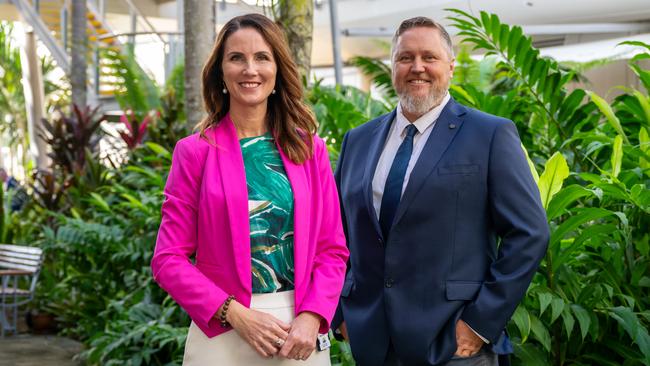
[
  {"xmin": 362, "ymin": 110, "xmax": 396, "ymax": 239},
  {"xmin": 214, "ymin": 115, "xmax": 252, "ymax": 291},
  {"xmin": 277, "ymin": 144, "xmax": 308, "ymax": 292},
  {"xmin": 392, "ymin": 99, "xmax": 466, "ymax": 227}
]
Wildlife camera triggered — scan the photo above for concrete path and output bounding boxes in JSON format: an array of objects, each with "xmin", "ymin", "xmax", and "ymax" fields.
[{"xmin": 0, "ymin": 335, "xmax": 84, "ymax": 366}]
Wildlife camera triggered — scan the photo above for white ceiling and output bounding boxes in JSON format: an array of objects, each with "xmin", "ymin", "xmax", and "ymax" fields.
[{"xmin": 96, "ymin": 0, "xmax": 650, "ymax": 65}]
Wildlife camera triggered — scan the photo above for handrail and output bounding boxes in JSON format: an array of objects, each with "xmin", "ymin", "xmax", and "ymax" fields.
[
  {"xmin": 121, "ymin": 0, "xmax": 166, "ymax": 46},
  {"xmin": 97, "ymin": 31, "xmax": 182, "ymax": 41},
  {"xmin": 10, "ymin": 0, "xmax": 70, "ymax": 72}
]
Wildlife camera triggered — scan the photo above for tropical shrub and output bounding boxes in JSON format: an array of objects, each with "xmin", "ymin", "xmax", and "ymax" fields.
[
  {"xmin": 38, "ymin": 142, "xmax": 188, "ymax": 365},
  {"xmin": 446, "ymin": 9, "xmax": 650, "ymax": 366}
]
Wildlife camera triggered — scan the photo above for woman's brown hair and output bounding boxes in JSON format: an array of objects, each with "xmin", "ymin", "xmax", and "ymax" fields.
[{"xmin": 197, "ymin": 13, "xmax": 316, "ymax": 164}]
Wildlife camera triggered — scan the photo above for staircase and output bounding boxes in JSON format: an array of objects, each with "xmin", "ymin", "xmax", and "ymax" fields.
[{"xmin": 11, "ymin": 0, "xmax": 163, "ymax": 109}]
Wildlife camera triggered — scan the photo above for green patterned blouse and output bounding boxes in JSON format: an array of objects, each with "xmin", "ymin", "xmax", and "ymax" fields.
[{"xmin": 240, "ymin": 133, "xmax": 295, "ymax": 293}]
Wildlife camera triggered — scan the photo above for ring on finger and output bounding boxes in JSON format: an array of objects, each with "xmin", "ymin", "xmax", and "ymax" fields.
[{"xmin": 274, "ymin": 338, "xmax": 284, "ymax": 348}]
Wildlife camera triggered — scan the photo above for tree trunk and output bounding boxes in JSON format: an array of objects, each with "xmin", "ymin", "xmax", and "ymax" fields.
[
  {"xmin": 184, "ymin": 0, "xmax": 215, "ymax": 127},
  {"xmin": 71, "ymin": 0, "xmax": 87, "ymax": 108},
  {"xmin": 21, "ymin": 30, "xmax": 49, "ymax": 170},
  {"xmin": 276, "ymin": 0, "xmax": 314, "ymax": 80}
]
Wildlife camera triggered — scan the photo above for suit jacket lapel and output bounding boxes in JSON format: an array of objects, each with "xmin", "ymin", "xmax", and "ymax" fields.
[
  {"xmin": 277, "ymin": 143, "xmax": 308, "ymax": 291},
  {"xmin": 362, "ymin": 110, "xmax": 396, "ymax": 239},
  {"xmin": 214, "ymin": 115, "xmax": 252, "ymax": 291},
  {"xmin": 392, "ymin": 99, "xmax": 466, "ymax": 226}
]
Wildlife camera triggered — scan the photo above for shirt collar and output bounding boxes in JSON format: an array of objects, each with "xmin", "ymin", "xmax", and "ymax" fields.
[{"xmin": 395, "ymin": 92, "xmax": 451, "ymax": 136}]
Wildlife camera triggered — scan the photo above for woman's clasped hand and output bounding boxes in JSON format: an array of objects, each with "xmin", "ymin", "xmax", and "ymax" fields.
[{"xmin": 224, "ymin": 301, "xmax": 321, "ymax": 360}]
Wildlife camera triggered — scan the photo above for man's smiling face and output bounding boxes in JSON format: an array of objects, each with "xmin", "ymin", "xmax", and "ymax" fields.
[{"xmin": 391, "ymin": 26, "xmax": 455, "ymax": 121}]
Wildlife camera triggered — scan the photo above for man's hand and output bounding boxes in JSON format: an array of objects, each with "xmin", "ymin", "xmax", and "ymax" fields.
[
  {"xmin": 454, "ymin": 319, "xmax": 484, "ymax": 357},
  {"xmin": 279, "ymin": 311, "xmax": 321, "ymax": 360}
]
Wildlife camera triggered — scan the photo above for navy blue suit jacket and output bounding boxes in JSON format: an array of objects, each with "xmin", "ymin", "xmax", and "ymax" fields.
[{"xmin": 333, "ymin": 98, "xmax": 549, "ymax": 366}]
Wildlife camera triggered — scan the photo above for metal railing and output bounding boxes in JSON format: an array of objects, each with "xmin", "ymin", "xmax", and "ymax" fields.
[{"xmin": 10, "ymin": 0, "xmax": 70, "ymax": 72}]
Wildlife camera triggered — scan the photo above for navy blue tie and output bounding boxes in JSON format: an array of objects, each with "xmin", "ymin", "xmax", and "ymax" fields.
[{"xmin": 379, "ymin": 124, "xmax": 418, "ymax": 238}]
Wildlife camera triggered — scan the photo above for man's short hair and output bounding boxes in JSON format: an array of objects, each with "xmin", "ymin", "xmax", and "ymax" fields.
[{"xmin": 391, "ymin": 16, "xmax": 454, "ymax": 59}]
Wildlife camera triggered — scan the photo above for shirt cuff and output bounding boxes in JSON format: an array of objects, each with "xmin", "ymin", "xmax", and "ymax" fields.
[{"xmin": 466, "ymin": 323, "xmax": 490, "ymax": 344}]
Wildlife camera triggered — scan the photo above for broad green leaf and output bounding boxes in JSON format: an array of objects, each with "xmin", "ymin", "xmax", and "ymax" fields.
[
  {"xmin": 640, "ymin": 127, "xmax": 650, "ymax": 176},
  {"xmin": 571, "ymin": 304, "xmax": 592, "ymax": 340},
  {"xmin": 480, "ymin": 11, "xmax": 492, "ymax": 32},
  {"xmin": 120, "ymin": 193, "xmax": 147, "ymax": 211},
  {"xmin": 538, "ymin": 152, "xmax": 569, "ymax": 209},
  {"xmin": 550, "ymin": 297, "xmax": 564, "ymax": 324},
  {"xmin": 631, "ymin": 89, "xmax": 650, "ymax": 124},
  {"xmin": 515, "ymin": 38, "xmax": 533, "ymax": 71},
  {"xmin": 511, "ymin": 305, "xmax": 531, "ymax": 342},
  {"xmin": 587, "ymin": 90, "xmax": 629, "ymax": 143},
  {"xmin": 610, "ymin": 306, "xmax": 650, "ymax": 364},
  {"xmin": 520, "ymin": 143, "xmax": 539, "ymax": 184},
  {"xmin": 559, "ymin": 89, "xmax": 586, "ymax": 122},
  {"xmin": 512, "ymin": 343, "xmax": 549, "ymax": 366},
  {"xmin": 619, "ymin": 40, "xmax": 650, "ymax": 52},
  {"xmin": 507, "ymin": 26, "xmax": 523, "ymax": 59},
  {"xmin": 543, "ymin": 72, "xmax": 561, "ymax": 107},
  {"xmin": 89, "ymin": 192, "xmax": 111, "ymax": 212},
  {"xmin": 610, "ymin": 134, "xmax": 623, "ymax": 178},
  {"xmin": 490, "ymin": 14, "xmax": 501, "ymax": 45},
  {"xmin": 631, "ymin": 63, "xmax": 650, "ymax": 94},
  {"xmin": 640, "ymin": 277, "xmax": 650, "ymax": 287},
  {"xmin": 538, "ymin": 292, "xmax": 552, "ymax": 317},
  {"xmin": 630, "ymin": 185, "xmax": 650, "ymax": 217},
  {"xmin": 561, "ymin": 308, "xmax": 575, "ymax": 339},
  {"xmin": 498, "ymin": 24, "xmax": 510, "ymax": 53},
  {"xmin": 449, "ymin": 85, "xmax": 476, "ymax": 106},
  {"xmin": 556, "ymin": 223, "xmax": 618, "ymax": 267},
  {"xmin": 546, "ymin": 184, "xmax": 593, "ymax": 220},
  {"xmin": 530, "ymin": 315, "xmax": 552, "ymax": 352},
  {"xmin": 145, "ymin": 142, "xmax": 171, "ymax": 158},
  {"xmin": 549, "ymin": 207, "xmax": 614, "ymax": 250}
]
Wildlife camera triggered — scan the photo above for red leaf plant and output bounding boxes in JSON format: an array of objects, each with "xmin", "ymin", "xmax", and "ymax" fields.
[{"xmin": 119, "ymin": 110, "xmax": 157, "ymax": 149}]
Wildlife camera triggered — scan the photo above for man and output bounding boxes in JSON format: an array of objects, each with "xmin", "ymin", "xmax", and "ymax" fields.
[{"xmin": 333, "ymin": 17, "xmax": 549, "ymax": 366}]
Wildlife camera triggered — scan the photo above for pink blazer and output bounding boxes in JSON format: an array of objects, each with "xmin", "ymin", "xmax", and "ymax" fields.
[{"xmin": 151, "ymin": 114, "xmax": 349, "ymax": 337}]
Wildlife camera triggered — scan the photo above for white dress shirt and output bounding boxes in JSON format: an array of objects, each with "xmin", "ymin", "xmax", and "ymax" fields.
[{"xmin": 372, "ymin": 93, "xmax": 450, "ymax": 219}]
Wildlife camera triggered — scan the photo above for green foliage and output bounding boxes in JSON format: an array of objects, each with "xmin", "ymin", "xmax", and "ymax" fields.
[
  {"xmin": 100, "ymin": 47, "xmax": 161, "ymax": 119},
  {"xmin": 35, "ymin": 142, "xmax": 184, "ymax": 364},
  {"xmin": 307, "ymin": 80, "xmax": 390, "ymax": 163},
  {"xmin": 349, "ymin": 55, "xmax": 396, "ymax": 102},
  {"xmin": 0, "ymin": 21, "xmax": 27, "ymax": 152},
  {"xmin": 444, "ymin": 10, "xmax": 650, "ymax": 365},
  {"xmin": 11, "ymin": 8, "xmax": 649, "ymax": 366},
  {"xmin": 330, "ymin": 333, "xmax": 356, "ymax": 366}
]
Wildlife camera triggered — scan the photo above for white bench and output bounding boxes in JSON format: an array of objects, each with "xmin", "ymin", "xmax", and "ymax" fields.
[{"xmin": 0, "ymin": 244, "xmax": 43, "ymax": 337}]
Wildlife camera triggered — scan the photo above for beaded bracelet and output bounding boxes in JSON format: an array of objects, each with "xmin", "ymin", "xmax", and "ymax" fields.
[{"xmin": 220, "ymin": 295, "xmax": 236, "ymax": 328}]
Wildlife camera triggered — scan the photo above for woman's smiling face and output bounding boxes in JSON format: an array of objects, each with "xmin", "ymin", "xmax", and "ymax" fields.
[{"xmin": 221, "ymin": 27, "xmax": 278, "ymax": 110}]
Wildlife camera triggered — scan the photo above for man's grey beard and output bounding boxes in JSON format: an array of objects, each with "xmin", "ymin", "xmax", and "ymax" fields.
[{"xmin": 396, "ymin": 83, "xmax": 449, "ymax": 118}]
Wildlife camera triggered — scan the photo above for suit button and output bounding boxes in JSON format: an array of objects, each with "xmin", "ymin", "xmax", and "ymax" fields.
[{"xmin": 385, "ymin": 278, "xmax": 394, "ymax": 288}]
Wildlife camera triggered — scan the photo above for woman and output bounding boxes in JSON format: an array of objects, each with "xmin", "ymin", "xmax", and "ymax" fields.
[{"xmin": 151, "ymin": 13, "xmax": 349, "ymax": 366}]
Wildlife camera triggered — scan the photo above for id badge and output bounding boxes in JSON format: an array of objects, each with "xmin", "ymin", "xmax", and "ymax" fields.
[{"xmin": 316, "ymin": 333, "xmax": 331, "ymax": 351}]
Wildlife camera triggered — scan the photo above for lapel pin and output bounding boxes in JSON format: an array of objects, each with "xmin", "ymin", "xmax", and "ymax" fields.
[{"xmin": 449, "ymin": 123, "xmax": 456, "ymax": 129}]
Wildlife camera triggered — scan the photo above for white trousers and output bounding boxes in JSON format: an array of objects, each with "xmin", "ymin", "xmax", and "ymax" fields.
[{"xmin": 183, "ymin": 290, "xmax": 331, "ymax": 366}]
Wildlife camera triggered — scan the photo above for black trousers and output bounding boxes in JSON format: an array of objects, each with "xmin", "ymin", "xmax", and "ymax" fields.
[{"xmin": 383, "ymin": 342, "xmax": 502, "ymax": 366}]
